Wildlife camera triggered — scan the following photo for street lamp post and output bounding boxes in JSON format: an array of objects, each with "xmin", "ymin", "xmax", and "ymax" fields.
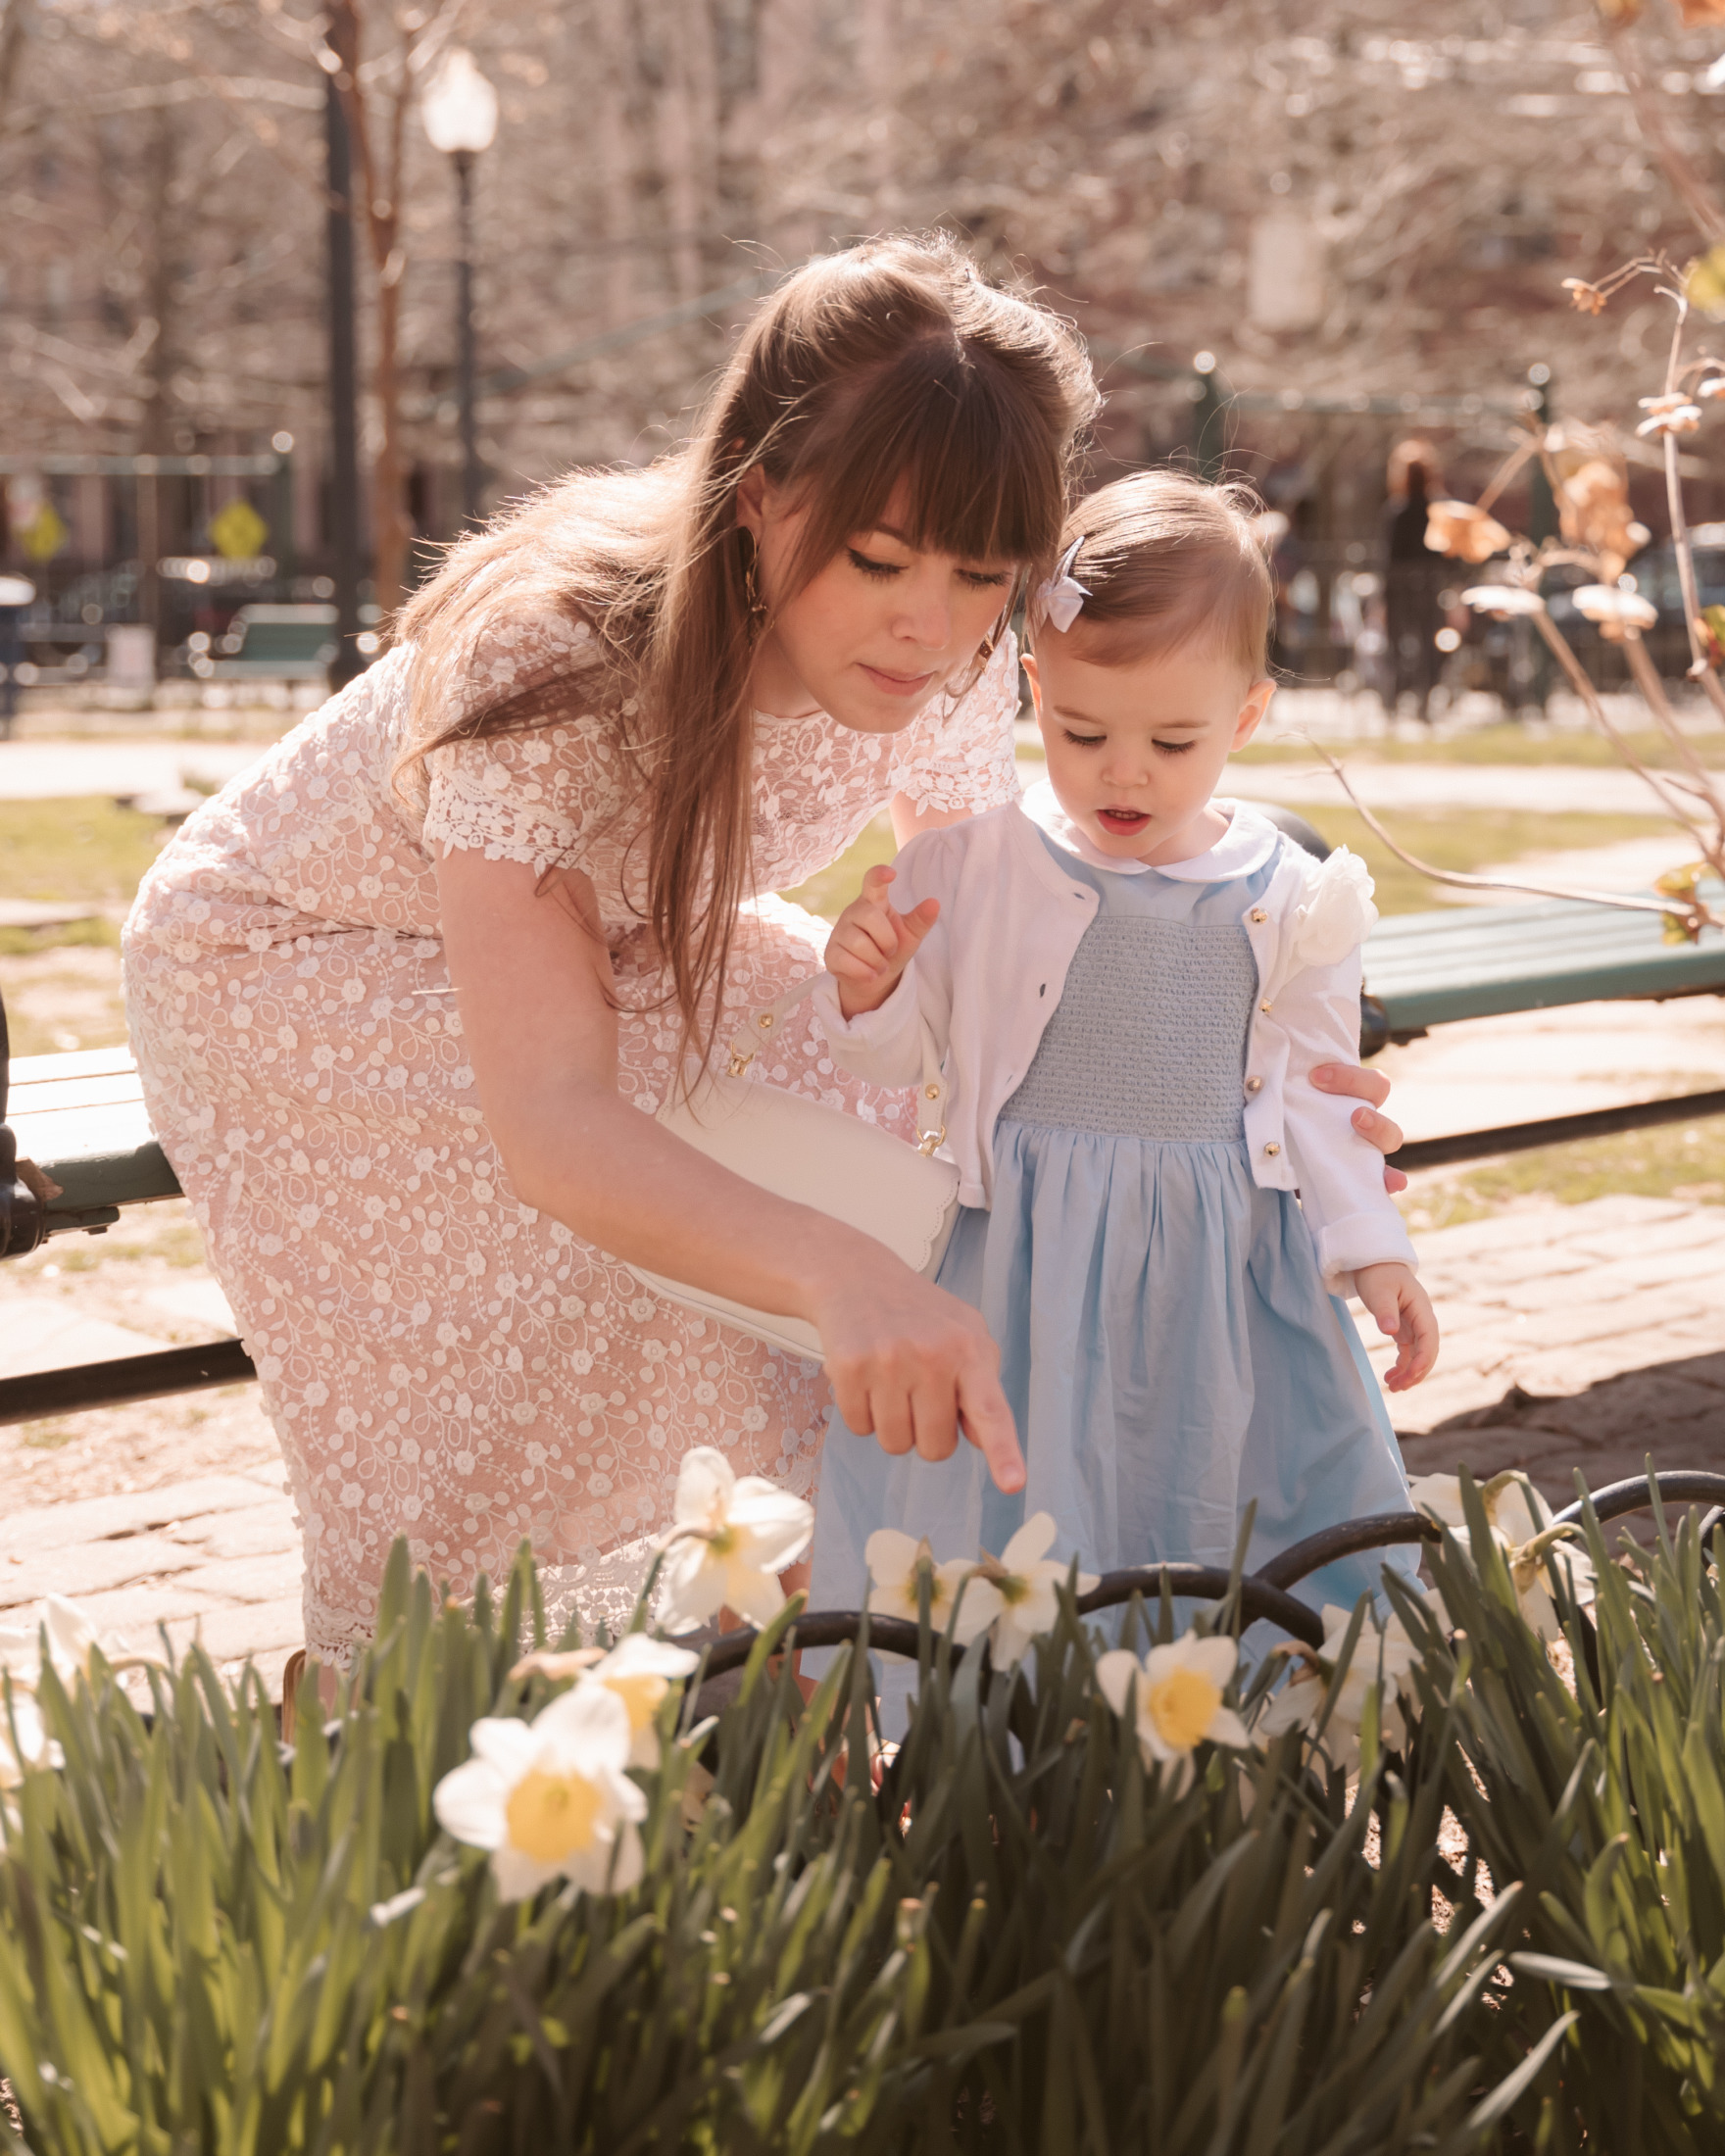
[
  {"xmin": 324, "ymin": 68, "xmax": 364, "ymax": 689},
  {"xmin": 422, "ymin": 50, "xmax": 499, "ymax": 528}
]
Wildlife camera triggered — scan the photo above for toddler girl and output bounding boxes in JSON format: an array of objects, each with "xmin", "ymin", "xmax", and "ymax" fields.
[{"xmin": 807, "ymin": 472, "xmax": 1436, "ymax": 1643}]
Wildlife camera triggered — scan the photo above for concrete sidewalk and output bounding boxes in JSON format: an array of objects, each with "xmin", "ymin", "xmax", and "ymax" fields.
[{"xmin": 0, "ymin": 738, "xmax": 266, "ymax": 801}]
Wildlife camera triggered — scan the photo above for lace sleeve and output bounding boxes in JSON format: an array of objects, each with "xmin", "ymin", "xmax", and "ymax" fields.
[
  {"xmin": 420, "ymin": 610, "xmax": 623, "ymax": 875},
  {"xmin": 888, "ymin": 630, "xmax": 1024, "ymax": 817}
]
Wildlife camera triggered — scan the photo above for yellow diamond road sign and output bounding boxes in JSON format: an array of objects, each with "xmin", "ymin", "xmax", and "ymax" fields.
[
  {"xmin": 209, "ymin": 496, "xmax": 269, "ymax": 561},
  {"xmin": 19, "ymin": 500, "xmax": 67, "ymax": 564}
]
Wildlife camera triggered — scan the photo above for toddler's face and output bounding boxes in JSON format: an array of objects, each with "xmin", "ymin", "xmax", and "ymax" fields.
[{"xmin": 1022, "ymin": 635, "xmax": 1273, "ymax": 865}]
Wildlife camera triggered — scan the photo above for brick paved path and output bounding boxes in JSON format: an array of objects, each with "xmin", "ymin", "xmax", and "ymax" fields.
[
  {"xmin": 3, "ymin": 1194, "xmax": 1721, "ymax": 1693},
  {"xmin": 1362, "ymin": 1195, "xmax": 1725, "ymax": 1504},
  {"xmin": 0, "ymin": 1464, "xmax": 301, "ymax": 1695}
]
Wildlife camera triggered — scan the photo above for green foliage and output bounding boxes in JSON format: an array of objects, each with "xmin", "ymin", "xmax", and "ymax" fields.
[
  {"xmin": 3, "ymin": 1514, "xmax": 1723, "ymax": 2151},
  {"xmin": 1397, "ymin": 1482, "xmax": 1725, "ymax": 2152}
]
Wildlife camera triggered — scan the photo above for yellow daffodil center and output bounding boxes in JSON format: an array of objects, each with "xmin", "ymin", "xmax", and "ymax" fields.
[
  {"xmin": 706, "ymin": 1521, "xmax": 738, "ymax": 1558},
  {"xmin": 1146, "ymin": 1667, "xmax": 1221, "ymax": 1752},
  {"xmin": 505, "ymin": 1767, "xmax": 602, "ymax": 1863},
  {"xmin": 997, "ymin": 1573, "xmax": 1030, "ymax": 1607},
  {"xmin": 605, "ymin": 1673, "xmax": 668, "ymax": 1734}
]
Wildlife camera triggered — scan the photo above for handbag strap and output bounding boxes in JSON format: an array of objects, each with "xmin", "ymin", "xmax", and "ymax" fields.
[{"xmin": 726, "ymin": 975, "xmax": 949, "ymax": 1157}]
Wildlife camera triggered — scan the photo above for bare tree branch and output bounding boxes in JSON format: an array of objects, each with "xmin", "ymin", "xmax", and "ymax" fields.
[{"xmin": 1301, "ymin": 739, "xmax": 1712, "ymax": 935}]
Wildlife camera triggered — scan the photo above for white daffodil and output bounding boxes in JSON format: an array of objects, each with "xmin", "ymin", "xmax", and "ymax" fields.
[
  {"xmin": 977, "ymin": 1513, "xmax": 1099, "ymax": 1667},
  {"xmin": 1256, "ymin": 1602, "xmax": 1429, "ymax": 1767},
  {"xmin": 1636, "ymin": 394, "xmax": 1702, "ymax": 438},
  {"xmin": 1571, "ymin": 584, "xmax": 1657, "ymax": 634},
  {"xmin": 1459, "ymin": 584, "xmax": 1547, "ymax": 618},
  {"xmin": 432, "ymin": 1680, "xmax": 647, "ymax": 1902},
  {"xmin": 0, "ymin": 1689, "xmax": 63, "ymax": 1790},
  {"xmin": 0, "ymin": 1593, "xmax": 147, "ymax": 1691},
  {"xmin": 864, "ymin": 1530, "xmax": 1004, "ymax": 1646},
  {"xmin": 656, "ymin": 1446, "xmax": 814, "ymax": 1634},
  {"xmin": 585, "ymin": 1633, "xmax": 700, "ymax": 1768},
  {"xmin": 1408, "ymin": 1471, "xmax": 1594, "ymax": 1641},
  {"xmin": 1096, "ymin": 1634, "xmax": 1251, "ymax": 1790}
]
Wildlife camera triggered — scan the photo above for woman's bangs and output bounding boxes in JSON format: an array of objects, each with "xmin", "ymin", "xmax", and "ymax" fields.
[
  {"xmin": 800, "ymin": 343, "xmax": 1061, "ymax": 570},
  {"xmin": 895, "ymin": 371, "xmax": 1058, "ymax": 564}
]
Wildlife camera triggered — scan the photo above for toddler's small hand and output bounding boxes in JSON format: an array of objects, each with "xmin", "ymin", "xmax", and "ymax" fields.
[
  {"xmin": 1355, "ymin": 1262, "xmax": 1439, "ymax": 1392},
  {"xmin": 826, "ymin": 864, "xmax": 940, "ymax": 1017}
]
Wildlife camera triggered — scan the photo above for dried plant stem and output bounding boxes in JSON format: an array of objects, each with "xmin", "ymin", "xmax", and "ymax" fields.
[
  {"xmin": 1607, "ymin": 27, "xmax": 1725, "ymax": 248},
  {"xmin": 1617, "ymin": 632, "xmax": 1725, "ymax": 849},
  {"xmin": 1663, "ymin": 425, "xmax": 1725, "ymax": 728},
  {"xmin": 1303, "ymin": 741, "xmax": 1710, "ymax": 934},
  {"xmin": 1661, "ymin": 304, "xmax": 1710, "ymax": 668},
  {"xmin": 1474, "ymin": 437, "xmax": 1537, "ymax": 520},
  {"xmin": 1527, "ymin": 610, "xmax": 1724, "ymax": 870}
]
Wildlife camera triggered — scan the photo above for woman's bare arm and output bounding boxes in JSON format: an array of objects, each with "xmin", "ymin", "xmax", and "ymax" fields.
[{"xmin": 435, "ymin": 847, "xmax": 1024, "ymax": 1491}]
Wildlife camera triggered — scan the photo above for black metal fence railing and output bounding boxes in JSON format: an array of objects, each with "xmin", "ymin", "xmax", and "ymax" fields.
[{"xmin": 696, "ymin": 1473, "xmax": 1725, "ymax": 1673}]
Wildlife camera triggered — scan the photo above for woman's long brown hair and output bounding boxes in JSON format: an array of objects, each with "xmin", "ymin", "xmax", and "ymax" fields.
[{"xmin": 398, "ymin": 232, "xmax": 1098, "ymax": 1061}]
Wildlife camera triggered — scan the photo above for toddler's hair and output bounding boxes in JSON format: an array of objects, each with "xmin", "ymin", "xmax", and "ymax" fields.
[{"xmin": 1034, "ymin": 470, "xmax": 1273, "ymax": 677}]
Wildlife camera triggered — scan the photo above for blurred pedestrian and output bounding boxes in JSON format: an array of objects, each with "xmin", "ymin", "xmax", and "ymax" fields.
[{"xmin": 1382, "ymin": 439, "xmax": 1449, "ymax": 721}]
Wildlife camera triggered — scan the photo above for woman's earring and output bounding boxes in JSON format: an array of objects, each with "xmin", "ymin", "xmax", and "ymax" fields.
[{"xmin": 743, "ymin": 540, "xmax": 768, "ymax": 635}]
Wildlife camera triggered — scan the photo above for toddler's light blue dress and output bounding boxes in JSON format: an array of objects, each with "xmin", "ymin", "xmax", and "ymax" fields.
[{"xmin": 810, "ymin": 823, "xmax": 1417, "ymax": 1664}]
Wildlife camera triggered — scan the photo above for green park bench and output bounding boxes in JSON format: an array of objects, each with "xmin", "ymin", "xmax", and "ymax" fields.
[
  {"xmin": 211, "ymin": 603, "xmax": 340, "ymax": 681},
  {"xmin": 4, "ymin": 895, "xmax": 1725, "ymax": 1422}
]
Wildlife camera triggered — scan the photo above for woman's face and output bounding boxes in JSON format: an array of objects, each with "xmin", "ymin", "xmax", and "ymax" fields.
[{"xmin": 738, "ymin": 475, "xmax": 1016, "ymax": 734}]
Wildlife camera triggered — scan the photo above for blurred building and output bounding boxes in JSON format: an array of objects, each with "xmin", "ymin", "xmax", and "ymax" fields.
[{"xmin": 2, "ymin": 0, "xmax": 1723, "ymax": 690}]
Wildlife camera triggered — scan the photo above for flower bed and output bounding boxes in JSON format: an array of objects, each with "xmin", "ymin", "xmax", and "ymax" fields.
[{"xmin": 1, "ymin": 1462, "xmax": 1722, "ymax": 2152}]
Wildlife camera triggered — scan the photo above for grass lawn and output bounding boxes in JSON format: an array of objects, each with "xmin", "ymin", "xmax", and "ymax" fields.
[
  {"xmin": 1402, "ymin": 1116, "xmax": 1725, "ymax": 1232},
  {"xmin": 6, "ymin": 793, "xmax": 1717, "ymax": 1221},
  {"xmin": 1236, "ymin": 722, "xmax": 1725, "ymax": 769},
  {"xmin": 779, "ymin": 803, "xmax": 1676, "ymax": 921},
  {"xmin": 0, "ymin": 796, "xmax": 169, "ymax": 956},
  {"xmin": 1277, "ymin": 806, "xmax": 1675, "ymax": 914}
]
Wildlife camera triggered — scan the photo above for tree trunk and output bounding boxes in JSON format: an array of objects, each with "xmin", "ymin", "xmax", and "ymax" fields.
[
  {"xmin": 325, "ymin": 0, "xmax": 413, "ymax": 617},
  {"xmin": 0, "ymin": 0, "xmax": 30, "ymax": 126},
  {"xmin": 137, "ymin": 103, "xmax": 178, "ymax": 641},
  {"xmin": 593, "ymin": 0, "xmax": 638, "ymax": 329}
]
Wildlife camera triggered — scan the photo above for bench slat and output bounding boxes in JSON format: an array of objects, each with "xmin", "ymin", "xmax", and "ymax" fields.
[
  {"xmin": 10, "ymin": 1047, "xmax": 141, "ymax": 1085},
  {"xmin": 1365, "ymin": 899, "xmax": 1725, "ymax": 1032},
  {"xmin": 5, "ymin": 902, "xmax": 1721, "ymax": 1243},
  {"xmin": 7, "ymin": 1049, "xmax": 182, "ymax": 1217}
]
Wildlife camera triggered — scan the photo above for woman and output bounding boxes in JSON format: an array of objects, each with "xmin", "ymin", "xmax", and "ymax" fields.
[{"xmin": 123, "ymin": 235, "xmax": 1405, "ymax": 1663}]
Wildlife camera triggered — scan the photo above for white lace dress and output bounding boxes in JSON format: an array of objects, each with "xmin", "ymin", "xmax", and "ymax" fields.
[{"xmin": 122, "ymin": 612, "xmax": 1022, "ymax": 1660}]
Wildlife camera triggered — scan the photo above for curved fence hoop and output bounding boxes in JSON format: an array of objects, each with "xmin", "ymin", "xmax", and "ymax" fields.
[
  {"xmin": 1252, "ymin": 1512, "xmax": 1439, "ymax": 1592},
  {"xmin": 1551, "ymin": 1470, "xmax": 1725, "ymax": 1530},
  {"xmin": 691, "ymin": 1478, "xmax": 1725, "ymax": 1683},
  {"xmin": 697, "ymin": 1566, "xmax": 1324, "ymax": 1680}
]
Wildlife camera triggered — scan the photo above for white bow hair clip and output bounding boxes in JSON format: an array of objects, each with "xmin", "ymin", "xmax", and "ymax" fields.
[{"xmin": 1036, "ymin": 536, "xmax": 1090, "ymax": 633}]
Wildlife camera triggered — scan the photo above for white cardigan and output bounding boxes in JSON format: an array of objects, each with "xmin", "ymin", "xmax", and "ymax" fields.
[{"xmin": 812, "ymin": 784, "xmax": 1417, "ymax": 1294}]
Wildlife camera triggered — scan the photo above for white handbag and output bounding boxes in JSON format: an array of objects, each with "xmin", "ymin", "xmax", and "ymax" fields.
[{"xmin": 626, "ymin": 976, "xmax": 961, "ymax": 1361}]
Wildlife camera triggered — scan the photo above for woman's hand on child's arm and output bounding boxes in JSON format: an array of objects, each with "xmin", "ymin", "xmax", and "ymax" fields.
[
  {"xmin": 826, "ymin": 863, "xmax": 941, "ymax": 1019},
  {"xmin": 1308, "ymin": 1062, "xmax": 1407, "ymax": 1194},
  {"xmin": 1354, "ymin": 1263, "xmax": 1438, "ymax": 1392}
]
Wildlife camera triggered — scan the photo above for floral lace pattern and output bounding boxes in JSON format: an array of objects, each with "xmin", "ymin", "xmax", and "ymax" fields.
[{"xmin": 123, "ymin": 615, "xmax": 1021, "ymax": 1662}]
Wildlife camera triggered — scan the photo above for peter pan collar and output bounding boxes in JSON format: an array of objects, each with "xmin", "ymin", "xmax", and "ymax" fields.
[{"xmin": 1019, "ymin": 779, "xmax": 1281, "ymax": 882}]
